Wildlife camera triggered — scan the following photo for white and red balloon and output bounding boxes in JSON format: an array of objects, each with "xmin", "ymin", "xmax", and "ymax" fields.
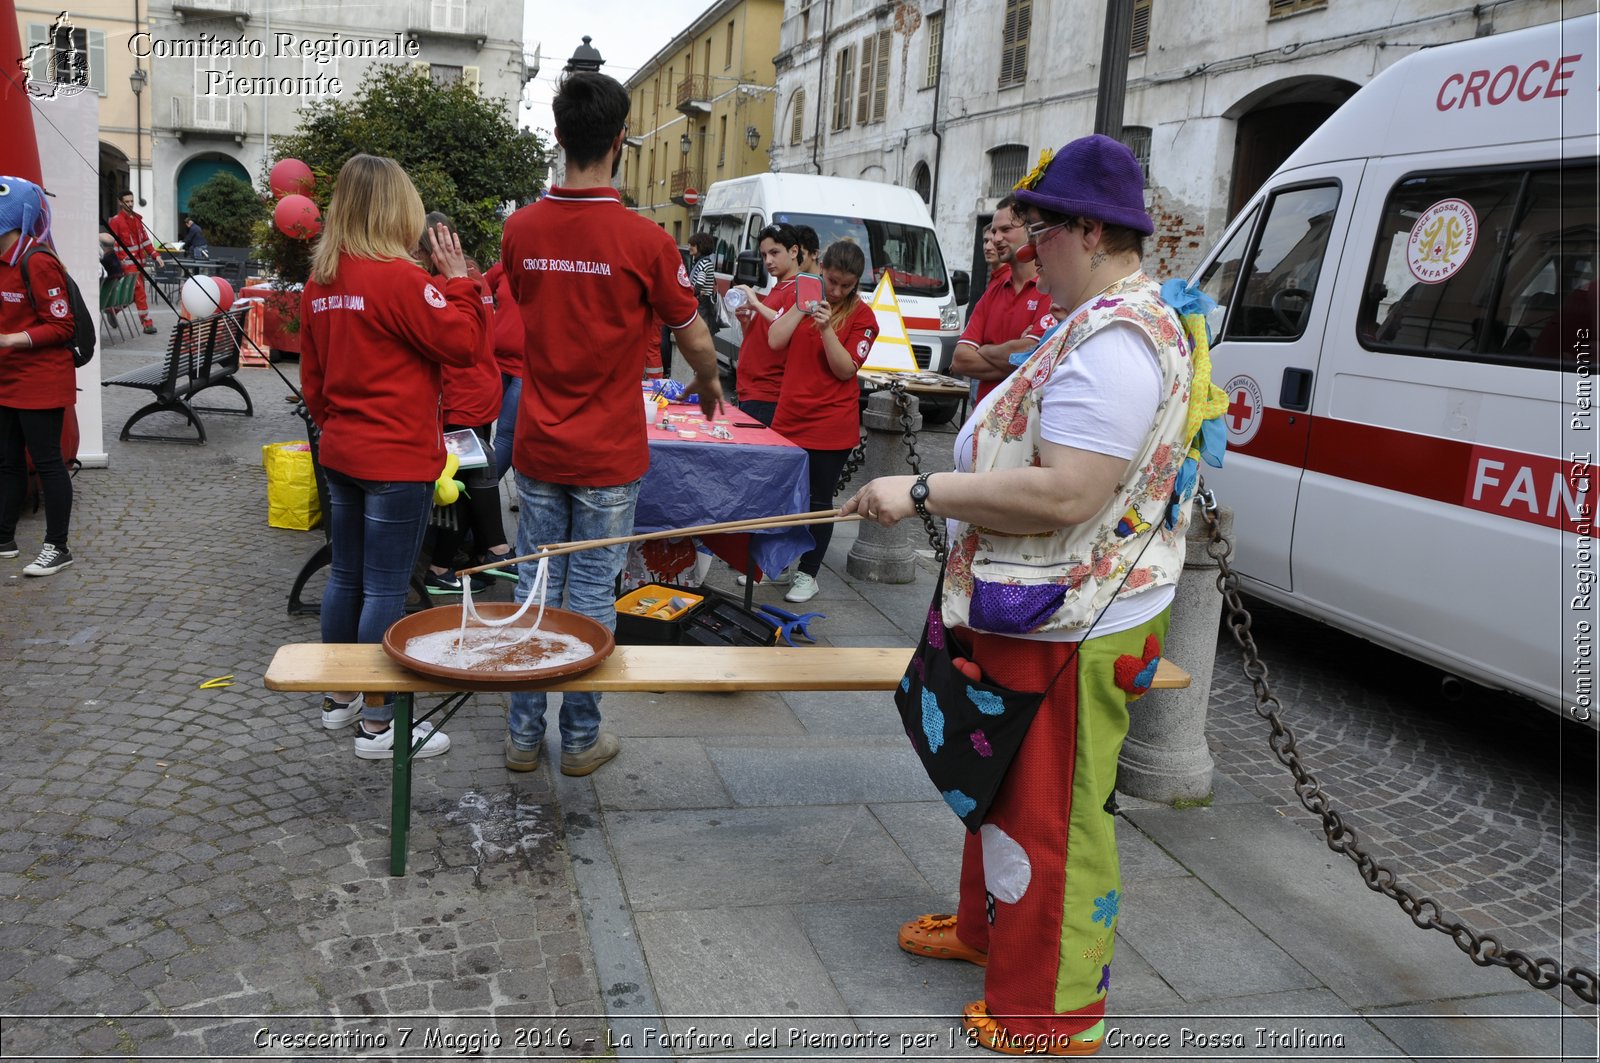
[{"xmin": 180, "ymin": 275, "xmax": 235, "ymax": 319}]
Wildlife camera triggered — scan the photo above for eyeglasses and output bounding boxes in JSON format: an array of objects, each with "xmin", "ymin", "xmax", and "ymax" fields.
[{"xmin": 1026, "ymin": 220, "xmax": 1071, "ymax": 246}]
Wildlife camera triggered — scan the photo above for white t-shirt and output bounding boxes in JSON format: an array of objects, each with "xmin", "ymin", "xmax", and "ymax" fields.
[{"xmin": 950, "ymin": 307, "xmax": 1176, "ymax": 641}]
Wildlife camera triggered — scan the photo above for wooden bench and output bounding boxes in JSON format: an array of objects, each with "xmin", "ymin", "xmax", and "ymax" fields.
[
  {"xmin": 102, "ymin": 305, "xmax": 255, "ymax": 443},
  {"xmin": 264, "ymin": 643, "xmax": 1191, "ymax": 875}
]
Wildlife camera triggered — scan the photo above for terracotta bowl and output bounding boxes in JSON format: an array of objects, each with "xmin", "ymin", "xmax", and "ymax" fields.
[{"xmin": 382, "ymin": 602, "xmax": 615, "ymax": 686}]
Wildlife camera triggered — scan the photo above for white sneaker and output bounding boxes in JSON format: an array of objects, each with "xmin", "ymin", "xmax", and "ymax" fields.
[
  {"xmin": 784, "ymin": 572, "xmax": 820, "ymax": 603},
  {"xmin": 735, "ymin": 567, "xmax": 794, "ymax": 587},
  {"xmin": 321, "ymin": 694, "xmax": 362, "ymax": 730},
  {"xmin": 354, "ymin": 720, "xmax": 451, "ymax": 760}
]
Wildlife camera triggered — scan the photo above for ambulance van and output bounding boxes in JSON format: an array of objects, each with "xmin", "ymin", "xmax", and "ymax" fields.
[
  {"xmin": 697, "ymin": 173, "xmax": 969, "ymax": 421},
  {"xmin": 1192, "ymin": 13, "xmax": 1597, "ymax": 726}
]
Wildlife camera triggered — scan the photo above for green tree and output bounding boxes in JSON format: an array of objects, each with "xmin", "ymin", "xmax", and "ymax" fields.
[
  {"xmin": 185, "ymin": 172, "xmax": 268, "ymax": 248},
  {"xmin": 260, "ymin": 64, "xmax": 550, "ymax": 283}
]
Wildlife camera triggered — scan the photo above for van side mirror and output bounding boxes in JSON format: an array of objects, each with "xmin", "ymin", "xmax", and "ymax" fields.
[
  {"xmin": 951, "ymin": 270, "xmax": 970, "ymax": 306},
  {"xmin": 734, "ymin": 250, "xmax": 765, "ymax": 288}
]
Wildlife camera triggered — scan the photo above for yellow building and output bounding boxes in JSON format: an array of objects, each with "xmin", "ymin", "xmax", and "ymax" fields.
[
  {"xmin": 620, "ymin": 0, "xmax": 782, "ymax": 244},
  {"xmin": 17, "ymin": 0, "xmax": 147, "ymax": 221}
]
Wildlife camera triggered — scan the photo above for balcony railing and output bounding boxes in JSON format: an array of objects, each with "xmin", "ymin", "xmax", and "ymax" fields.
[
  {"xmin": 171, "ymin": 0, "xmax": 250, "ymax": 22},
  {"xmin": 170, "ymin": 95, "xmax": 246, "ymax": 140},
  {"xmin": 676, "ymin": 74, "xmax": 712, "ymax": 114},
  {"xmin": 405, "ymin": 1, "xmax": 489, "ymax": 47},
  {"xmin": 670, "ymin": 166, "xmax": 703, "ymax": 204}
]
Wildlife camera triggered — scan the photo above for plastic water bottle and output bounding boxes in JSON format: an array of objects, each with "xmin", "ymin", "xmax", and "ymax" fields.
[{"xmin": 722, "ymin": 288, "xmax": 748, "ymax": 312}]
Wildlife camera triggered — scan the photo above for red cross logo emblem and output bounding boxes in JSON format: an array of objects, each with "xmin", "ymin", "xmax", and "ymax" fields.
[{"xmin": 1221, "ymin": 374, "xmax": 1263, "ymax": 446}]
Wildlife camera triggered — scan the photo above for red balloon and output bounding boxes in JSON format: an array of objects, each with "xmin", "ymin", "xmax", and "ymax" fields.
[
  {"xmin": 274, "ymin": 194, "xmax": 322, "ymax": 240},
  {"xmin": 269, "ymin": 158, "xmax": 314, "ymax": 199},
  {"xmin": 212, "ymin": 276, "xmax": 235, "ymax": 312}
]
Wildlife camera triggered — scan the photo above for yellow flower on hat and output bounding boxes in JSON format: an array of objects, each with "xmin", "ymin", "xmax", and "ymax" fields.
[{"xmin": 1014, "ymin": 147, "xmax": 1056, "ymax": 191}]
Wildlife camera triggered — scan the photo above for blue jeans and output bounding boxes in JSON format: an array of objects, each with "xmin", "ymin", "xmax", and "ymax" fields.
[
  {"xmin": 507, "ymin": 473, "xmax": 641, "ymax": 753},
  {"xmin": 322, "ymin": 469, "xmax": 432, "ymax": 724},
  {"xmin": 493, "ymin": 373, "xmax": 522, "ymax": 484}
]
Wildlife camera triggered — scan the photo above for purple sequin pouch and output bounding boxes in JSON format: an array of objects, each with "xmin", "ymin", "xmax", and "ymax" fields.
[{"xmin": 968, "ymin": 578, "xmax": 1066, "ymax": 635}]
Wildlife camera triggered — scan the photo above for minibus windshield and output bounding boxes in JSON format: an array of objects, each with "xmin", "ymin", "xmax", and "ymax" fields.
[{"xmin": 773, "ymin": 212, "xmax": 949, "ymax": 298}]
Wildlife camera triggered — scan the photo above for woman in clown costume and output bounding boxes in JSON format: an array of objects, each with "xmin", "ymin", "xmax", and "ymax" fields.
[
  {"xmin": 0, "ymin": 176, "xmax": 77, "ymax": 577},
  {"xmin": 844, "ymin": 135, "xmax": 1226, "ymax": 1056}
]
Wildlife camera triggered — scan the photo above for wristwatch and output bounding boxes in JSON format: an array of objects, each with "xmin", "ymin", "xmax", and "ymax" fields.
[{"xmin": 910, "ymin": 473, "xmax": 932, "ymax": 518}]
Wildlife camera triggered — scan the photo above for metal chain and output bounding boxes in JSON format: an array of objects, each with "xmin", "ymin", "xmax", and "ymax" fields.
[
  {"xmin": 888, "ymin": 379, "xmax": 948, "ymax": 564},
  {"xmin": 830, "ymin": 380, "xmax": 950, "ymax": 563},
  {"xmin": 1194, "ymin": 480, "xmax": 1598, "ymax": 1005}
]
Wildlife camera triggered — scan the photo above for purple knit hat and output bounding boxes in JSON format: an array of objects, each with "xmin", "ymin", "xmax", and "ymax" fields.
[{"xmin": 1013, "ymin": 134, "xmax": 1153, "ymax": 235}]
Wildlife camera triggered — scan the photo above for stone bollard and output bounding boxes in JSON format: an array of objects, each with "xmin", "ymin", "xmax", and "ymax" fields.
[
  {"xmin": 846, "ymin": 388, "xmax": 922, "ymax": 583},
  {"xmin": 1116, "ymin": 505, "xmax": 1232, "ymax": 802}
]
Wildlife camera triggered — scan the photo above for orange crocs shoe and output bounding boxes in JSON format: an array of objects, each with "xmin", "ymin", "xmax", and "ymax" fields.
[
  {"xmin": 962, "ymin": 1001, "xmax": 1104, "ymax": 1056},
  {"xmin": 898, "ymin": 913, "xmax": 988, "ymax": 966}
]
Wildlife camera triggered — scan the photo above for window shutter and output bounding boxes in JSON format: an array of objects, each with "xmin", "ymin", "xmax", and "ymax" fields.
[
  {"xmin": 26, "ymin": 24, "xmax": 47, "ymax": 83},
  {"xmin": 1130, "ymin": 0, "xmax": 1151, "ymax": 55},
  {"xmin": 791, "ymin": 88, "xmax": 805, "ymax": 144},
  {"xmin": 855, "ymin": 35, "xmax": 874, "ymax": 126},
  {"xmin": 999, "ymin": 0, "xmax": 1031, "ymax": 86},
  {"xmin": 410, "ymin": 60, "xmax": 431, "ymax": 75},
  {"xmin": 872, "ymin": 28, "xmax": 890, "ymax": 122},
  {"xmin": 833, "ymin": 46, "xmax": 854, "ymax": 130},
  {"xmin": 89, "ymin": 29, "xmax": 106, "ymax": 95},
  {"xmin": 463, "ymin": 66, "xmax": 481, "ymax": 94}
]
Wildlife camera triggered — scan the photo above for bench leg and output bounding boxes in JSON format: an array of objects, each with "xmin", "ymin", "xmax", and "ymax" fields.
[
  {"xmin": 390, "ymin": 693, "xmax": 415, "ymax": 877},
  {"xmin": 287, "ymin": 541, "xmax": 332, "ymax": 616},
  {"xmin": 190, "ymin": 376, "xmax": 255, "ymax": 418},
  {"xmin": 119, "ymin": 396, "xmax": 207, "ymax": 444}
]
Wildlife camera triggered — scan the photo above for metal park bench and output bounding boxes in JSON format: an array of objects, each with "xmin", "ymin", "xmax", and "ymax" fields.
[{"xmin": 102, "ymin": 305, "xmax": 254, "ymax": 444}]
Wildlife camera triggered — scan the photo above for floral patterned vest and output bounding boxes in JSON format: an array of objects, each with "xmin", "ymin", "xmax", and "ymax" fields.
[{"xmin": 942, "ymin": 272, "xmax": 1195, "ymax": 635}]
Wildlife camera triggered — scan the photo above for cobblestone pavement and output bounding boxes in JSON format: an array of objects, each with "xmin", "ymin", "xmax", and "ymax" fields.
[
  {"xmin": 0, "ymin": 323, "xmax": 606, "ymax": 1058},
  {"xmin": 1205, "ymin": 595, "xmax": 1599, "ymax": 1007}
]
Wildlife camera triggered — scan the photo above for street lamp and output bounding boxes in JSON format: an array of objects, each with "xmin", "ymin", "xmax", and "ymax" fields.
[
  {"xmin": 129, "ymin": 65, "xmax": 147, "ymax": 207},
  {"xmin": 564, "ymin": 36, "xmax": 605, "ymax": 74},
  {"xmin": 680, "ymin": 132, "xmax": 692, "ymax": 155},
  {"xmin": 745, "ymin": 125, "xmax": 760, "ymax": 151}
]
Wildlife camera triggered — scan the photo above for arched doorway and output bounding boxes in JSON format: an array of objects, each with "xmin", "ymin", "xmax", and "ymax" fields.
[
  {"xmin": 99, "ymin": 142, "xmax": 129, "ymax": 226},
  {"xmin": 1225, "ymin": 76, "xmax": 1360, "ymax": 219},
  {"xmin": 175, "ymin": 152, "xmax": 251, "ymax": 225}
]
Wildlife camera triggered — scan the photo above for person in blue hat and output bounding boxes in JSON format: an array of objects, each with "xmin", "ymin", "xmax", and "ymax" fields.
[{"xmin": 844, "ymin": 134, "xmax": 1200, "ymax": 1056}]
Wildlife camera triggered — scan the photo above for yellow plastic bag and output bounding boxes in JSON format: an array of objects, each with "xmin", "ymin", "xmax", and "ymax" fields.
[{"xmin": 262, "ymin": 440, "xmax": 321, "ymax": 531}]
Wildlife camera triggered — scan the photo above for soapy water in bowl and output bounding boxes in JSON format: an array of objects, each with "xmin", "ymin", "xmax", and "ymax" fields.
[{"xmin": 401, "ymin": 555, "xmax": 596, "ymax": 671}]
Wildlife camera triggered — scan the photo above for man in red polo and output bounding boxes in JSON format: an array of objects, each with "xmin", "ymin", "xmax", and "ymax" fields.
[
  {"xmin": 950, "ymin": 194, "xmax": 1052, "ymax": 402},
  {"xmin": 499, "ymin": 70, "xmax": 722, "ymax": 779}
]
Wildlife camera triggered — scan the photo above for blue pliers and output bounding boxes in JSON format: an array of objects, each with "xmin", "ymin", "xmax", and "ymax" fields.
[{"xmin": 756, "ymin": 604, "xmax": 824, "ymax": 647}]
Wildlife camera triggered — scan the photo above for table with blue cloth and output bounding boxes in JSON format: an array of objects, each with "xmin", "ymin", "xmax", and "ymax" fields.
[{"xmin": 635, "ymin": 415, "xmax": 813, "ymax": 598}]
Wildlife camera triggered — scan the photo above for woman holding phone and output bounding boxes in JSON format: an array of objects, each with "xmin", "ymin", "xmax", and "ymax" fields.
[{"xmin": 767, "ymin": 240, "xmax": 876, "ymax": 603}]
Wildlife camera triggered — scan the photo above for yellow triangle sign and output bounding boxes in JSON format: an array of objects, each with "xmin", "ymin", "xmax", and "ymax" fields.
[{"xmin": 861, "ymin": 272, "xmax": 919, "ymax": 372}]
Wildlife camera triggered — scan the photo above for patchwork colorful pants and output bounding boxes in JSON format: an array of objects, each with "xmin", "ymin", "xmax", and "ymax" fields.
[{"xmin": 952, "ymin": 612, "xmax": 1170, "ymax": 1038}]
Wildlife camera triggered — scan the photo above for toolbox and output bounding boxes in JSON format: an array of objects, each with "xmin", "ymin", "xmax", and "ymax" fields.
[
  {"xmin": 615, "ymin": 584, "xmax": 706, "ymax": 645},
  {"xmin": 679, "ymin": 592, "xmax": 780, "ymax": 647}
]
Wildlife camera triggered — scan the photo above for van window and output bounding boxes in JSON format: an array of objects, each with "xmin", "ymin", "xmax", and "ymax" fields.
[
  {"xmin": 702, "ymin": 213, "xmax": 744, "ymax": 273},
  {"xmin": 772, "ymin": 210, "xmax": 950, "ymax": 297},
  {"xmin": 1195, "ymin": 203, "xmax": 1260, "ymax": 335},
  {"xmin": 745, "ymin": 214, "xmax": 766, "ymax": 254},
  {"xmin": 1223, "ymin": 184, "xmax": 1340, "ymax": 341},
  {"xmin": 1359, "ymin": 163, "xmax": 1597, "ymax": 370}
]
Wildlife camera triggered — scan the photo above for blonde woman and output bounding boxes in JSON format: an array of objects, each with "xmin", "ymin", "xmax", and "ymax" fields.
[{"xmin": 299, "ymin": 154, "xmax": 488, "ymax": 759}]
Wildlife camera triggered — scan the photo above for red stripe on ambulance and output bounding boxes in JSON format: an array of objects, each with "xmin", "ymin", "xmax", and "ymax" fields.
[{"xmin": 1237, "ymin": 415, "xmax": 1590, "ymax": 532}]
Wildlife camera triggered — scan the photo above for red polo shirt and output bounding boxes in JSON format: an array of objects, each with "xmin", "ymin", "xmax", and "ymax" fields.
[
  {"xmin": 0, "ymin": 241, "xmax": 76, "ymax": 409},
  {"xmin": 772, "ymin": 300, "xmax": 878, "ymax": 450},
  {"xmin": 734, "ymin": 278, "xmax": 799, "ymax": 404},
  {"xmin": 441, "ymin": 269, "xmax": 502, "ymax": 427},
  {"xmin": 959, "ymin": 268, "xmax": 1051, "ymax": 402},
  {"xmin": 501, "ymin": 185, "xmax": 698, "ymax": 486},
  {"xmin": 484, "ymin": 261, "xmax": 525, "ymax": 378},
  {"xmin": 300, "ymin": 256, "xmax": 486, "ymax": 482}
]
